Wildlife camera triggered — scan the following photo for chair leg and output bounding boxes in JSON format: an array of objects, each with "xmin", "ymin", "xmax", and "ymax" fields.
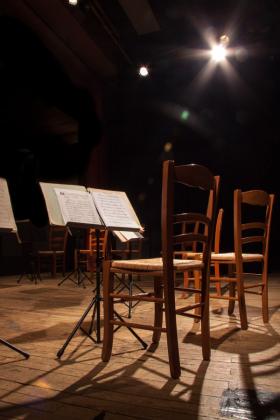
[
  {"xmin": 262, "ymin": 263, "xmax": 269, "ymax": 323},
  {"xmin": 164, "ymin": 275, "xmax": 181, "ymax": 379},
  {"xmin": 37, "ymin": 256, "xmax": 41, "ymax": 279},
  {"xmin": 194, "ymin": 270, "xmax": 201, "ymax": 322},
  {"xmin": 152, "ymin": 276, "xmax": 163, "ymax": 344},
  {"xmin": 181, "ymin": 271, "xmax": 190, "ymax": 298},
  {"xmin": 128, "ymin": 274, "xmax": 133, "ymax": 318},
  {"xmin": 228, "ymin": 264, "xmax": 236, "ymax": 315},
  {"xmin": 63, "ymin": 255, "xmax": 66, "ymax": 277},
  {"xmin": 102, "ymin": 260, "xmax": 114, "ymax": 362},
  {"xmin": 228, "ymin": 283, "xmax": 236, "ymax": 315},
  {"xmin": 183, "ymin": 272, "xmax": 189, "ymax": 288},
  {"xmin": 200, "ymin": 272, "xmax": 210, "ymax": 361},
  {"xmin": 52, "ymin": 254, "xmax": 56, "ymax": 278},
  {"xmin": 236, "ymin": 271, "xmax": 248, "ymax": 330},
  {"xmin": 214, "ymin": 262, "xmax": 222, "ymax": 295}
]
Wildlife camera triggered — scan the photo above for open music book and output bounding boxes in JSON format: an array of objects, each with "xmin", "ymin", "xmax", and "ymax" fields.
[
  {"xmin": 0, "ymin": 178, "xmax": 18, "ymax": 234},
  {"xmin": 39, "ymin": 182, "xmax": 143, "ymax": 239}
]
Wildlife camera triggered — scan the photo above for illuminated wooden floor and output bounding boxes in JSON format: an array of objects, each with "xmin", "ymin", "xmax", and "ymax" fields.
[{"xmin": 0, "ymin": 273, "xmax": 279, "ymax": 419}]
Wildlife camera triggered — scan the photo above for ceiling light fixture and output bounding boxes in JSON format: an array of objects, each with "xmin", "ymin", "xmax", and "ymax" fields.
[
  {"xmin": 139, "ymin": 66, "xmax": 149, "ymax": 77},
  {"xmin": 211, "ymin": 44, "xmax": 227, "ymax": 62}
]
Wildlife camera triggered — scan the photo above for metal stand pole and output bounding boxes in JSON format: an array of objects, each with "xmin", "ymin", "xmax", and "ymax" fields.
[{"xmin": 0, "ymin": 338, "xmax": 29, "ymax": 359}]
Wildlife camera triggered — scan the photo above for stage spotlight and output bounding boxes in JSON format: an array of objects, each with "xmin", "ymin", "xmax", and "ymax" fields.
[
  {"xmin": 68, "ymin": 0, "xmax": 78, "ymax": 5},
  {"xmin": 211, "ymin": 44, "xmax": 227, "ymax": 62},
  {"xmin": 139, "ymin": 66, "xmax": 149, "ymax": 77},
  {"xmin": 220, "ymin": 34, "xmax": 230, "ymax": 46}
]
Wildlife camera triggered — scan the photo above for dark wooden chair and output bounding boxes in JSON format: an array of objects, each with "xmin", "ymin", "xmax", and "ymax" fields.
[
  {"xmin": 37, "ymin": 225, "xmax": 68, "ymax": 278},
  {"xmin": 102, "ymin": 160, "xmax": 219, "ymax": 379},
  {"xmin": 210, "ymin": 190, "xmax": 275, "ymax": 329}
]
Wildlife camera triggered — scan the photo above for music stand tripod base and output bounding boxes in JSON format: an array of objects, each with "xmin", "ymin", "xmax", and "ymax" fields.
[
  {"xmin": 58, "ymin": 267, "xmax": 92, "ymax": 288},
  {"xmin": 0, "ymin": 337, "xmax": 29, "ymax": 359},
  {"xmin": 56, "ymin": 229, "xmax": 147, "ymax": 358}
]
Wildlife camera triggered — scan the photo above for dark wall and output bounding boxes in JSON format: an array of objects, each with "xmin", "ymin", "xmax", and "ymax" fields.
[
  {"xmin": 104, "ymin": 54, "xmax": 280, "ymax": 269},
  {"xmin": 0, "ymin": 15, "xmax": 102, "ymax": 227}
]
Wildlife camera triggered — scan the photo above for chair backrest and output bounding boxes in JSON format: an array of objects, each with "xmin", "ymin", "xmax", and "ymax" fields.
[
  {"xmin": 49, "ymin": 226, "xmax": 68, "ymax": 252},
  {"xmin": 234, "ymin": 189, "xmax": 274, "ymax": 262},
  {"xmin": 161, "ymin": 160, "xmax": 219, "ymax": 276},
  {"xmin": 180, "ymin": 176, "xmax": 220, "ymax": 253},
  {"xmin": 213, "ymin": 208, "xmax": 224, "ymax": 253}
]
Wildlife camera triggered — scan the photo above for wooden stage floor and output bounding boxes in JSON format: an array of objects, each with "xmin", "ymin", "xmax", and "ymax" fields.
[{"xmin": 0, "ymin": 273, "xmax": 279, "ymax": 419}]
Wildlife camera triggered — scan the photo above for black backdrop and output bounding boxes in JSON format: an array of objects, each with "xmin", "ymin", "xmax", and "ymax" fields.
[{"xmin": 0, "ymin": 14, "xmax": 279, "ymax": 271}]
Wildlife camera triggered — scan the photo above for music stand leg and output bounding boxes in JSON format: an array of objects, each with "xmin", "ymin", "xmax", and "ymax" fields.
[
  {"xmin": 56, "ymin": 229, "xmax": 147, "ymax": 358},
  {"xmin": 58, "ymin": 268, "xmax": 87, "ymax": 287},
  {"xmin": 0, "ymin": 338, "xmax": 29, "ymax": 358},
  {"xmin": 56, "ymin": 294, "xmax": 100, "ymax": 358}
]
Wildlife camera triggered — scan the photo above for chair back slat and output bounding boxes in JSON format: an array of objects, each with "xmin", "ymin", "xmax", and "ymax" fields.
[
  {"xmin": 174, "ymin": 213, "xmax": 210, "ymax": 224},
  {"xmin": 242, "ymin": 190, "xmax": 270, "ymax": 206},
  {"xmin": 234, "ymin": 189, "xmax": 275, "ymax": 259},
  {"xmin": 242, "ymin": 236, "xmax": 265, "ymax": 245},
  {"xmin": 241, "ymin": 222, "xmax": 266, "ymax": 231},
  {"xmin": 173, "ymin": 233, "xmax": 208, "ymax": 246},
  {"xmin": 174, "ymin": 164, "xmax": 216, "ymax": 190}
]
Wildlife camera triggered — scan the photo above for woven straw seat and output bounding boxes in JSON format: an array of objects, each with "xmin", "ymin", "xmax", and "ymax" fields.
[{"xmin": 111, "ymin": 257, "xmax": 204, "ymax": 271}]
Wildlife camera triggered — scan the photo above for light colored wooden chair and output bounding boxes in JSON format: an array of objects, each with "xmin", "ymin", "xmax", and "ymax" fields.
[
  {"xmin": 37, "ymin": 225, "xmax": 68, "ymax": 278},
  {"xmin": 102, "ymin": 160, "xmax": 219, "ymax": 379},
  {"xmin": 111, "ymin": 236, "xmax": 145, "ymax": 318},
  {"xmin": 182, "ymin": 208, "xmax": 224, "ymax": 295},
  {"xmin": 75, "ymin": 228, "xmax": 108, "ymax": 277},
  {"xmin": 210, "ymin": 189, "xmax": 274, "ymax": 329}
]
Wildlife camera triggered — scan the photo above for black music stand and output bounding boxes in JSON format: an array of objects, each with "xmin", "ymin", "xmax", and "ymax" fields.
[
  {"xmin": 16, "ymin": 220, "xmax": 41, "ymax": 284},
  {"xmin": 56, "ymin": 229, "xmax": 147, "ymax": 358},
  {"xmin": 0, "ymin": 235, "xmax": 30, "ymax": 359}
]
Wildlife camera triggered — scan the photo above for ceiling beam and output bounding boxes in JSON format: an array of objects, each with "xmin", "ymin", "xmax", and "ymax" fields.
[{"xmin": 118, "ymin": 0, "xmax": 160, "ymax": 35}]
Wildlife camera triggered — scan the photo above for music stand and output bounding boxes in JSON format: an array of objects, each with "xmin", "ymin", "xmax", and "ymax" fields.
[
  {"xmin": 56, "ymin": 229, "xmax": 147, "ymax": 358},
  {"xmin": 16, "ymin": 219, "xmax": 41, "ymax": 285},
  {"xmin": 0, "ymin": 235, "xmax": 30, "ymax": 359}
]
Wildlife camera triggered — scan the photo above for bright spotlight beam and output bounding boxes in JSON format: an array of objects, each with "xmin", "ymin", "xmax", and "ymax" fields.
[{"xmin": 211, "ymin": 44, "xmax": 227, "ymax": 62}]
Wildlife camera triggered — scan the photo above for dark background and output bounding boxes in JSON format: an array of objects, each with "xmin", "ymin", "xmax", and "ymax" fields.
[{"xmin": 0, "ymin": 0, "xmax": 279, "ymax": 271}]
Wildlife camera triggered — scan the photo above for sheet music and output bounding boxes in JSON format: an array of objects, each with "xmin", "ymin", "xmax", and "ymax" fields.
[
  {"xmin": 89, "ymin": 189, "xmax": 141, "ymax": 230},
  {"xmin": 40, "ymin": 182, "xmax": 86, "ymax": 226},
  {"xmin": 114, "ymin": 230, "xmax": 143, "ymax": 242},
  {"xmin": 54, "ymin": 188, "xmax": 103, "ymax": 227},
  {"xmin": 0, "ymin": 178, "xmax": 17, "ymax": 232}
]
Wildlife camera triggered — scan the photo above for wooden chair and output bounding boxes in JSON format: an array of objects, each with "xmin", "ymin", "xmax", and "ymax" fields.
[
  {"xmin": 210, "ymin": 189, "xmax": 275, "ymax": 329},
  {"xmin": 102, "ymin": 160, "xmax": 219, "ymax": 379},
  {"xmin": 182, "ymin": 208, "xmax": 224, "ymax": 295},
  {"xmin": 111, "ymin": 235, "xmax": 144, "ymax": 318},
  {"xmin": 37, "ymin": 225, "xmax": 68, "ymax": 278},
  {"xmin": 75, "ymin": 228, "xmax": 108, "ymax": 278}
]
